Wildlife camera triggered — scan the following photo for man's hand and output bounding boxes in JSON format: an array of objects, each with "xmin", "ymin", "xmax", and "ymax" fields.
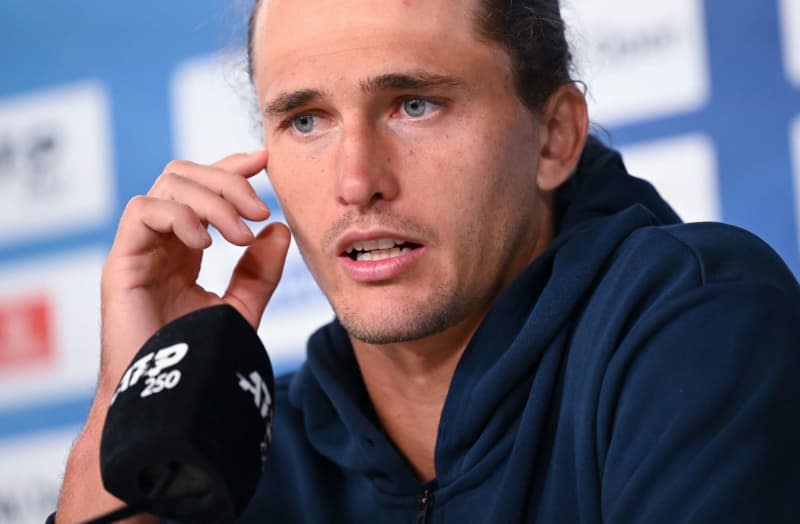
[
  {"xmin": 100, "ymin": 150, "xmax": 289, "ymax": 394},
  {"xmin": 55, "ymin": 150, "xmax": 290, "ymax": 523}
]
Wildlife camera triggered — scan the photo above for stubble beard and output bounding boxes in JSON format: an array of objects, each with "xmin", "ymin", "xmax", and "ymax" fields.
[
  {"xmin": 330, "ymin": 280, "xmax": 481, "ymax": 345},
  {"xmin": 303, "ymin": 210, "xmax": 480, "ymax": 344}
]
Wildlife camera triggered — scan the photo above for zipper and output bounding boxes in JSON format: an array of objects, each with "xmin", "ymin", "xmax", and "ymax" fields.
[{"xmin": 416, "ymin": 487, "xmax": 434, "ymax": 524}]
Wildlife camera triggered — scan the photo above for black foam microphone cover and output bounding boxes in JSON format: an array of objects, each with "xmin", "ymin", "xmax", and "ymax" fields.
[{"xmin": 100, "ymin": 305, "xmax": 274, "ymax": 523}]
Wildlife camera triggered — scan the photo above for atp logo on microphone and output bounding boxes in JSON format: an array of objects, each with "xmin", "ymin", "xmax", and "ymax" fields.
[
  {"xmin": 236, "ymin": 371, "xmax": 272, "ymax": 419},
  {"xmin": 110, "ymin": 342, "xmax": 189, "ymax": 405},
  {"xmin": 237, "ymin": 370, "xmax": 274, "ymax": 469}
]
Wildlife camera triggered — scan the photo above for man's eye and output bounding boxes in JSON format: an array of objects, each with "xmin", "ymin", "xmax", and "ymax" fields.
[
  {"xmin": 401, "ymin": 98, "xmax": 431, "ymax": 118},
  {"xmin": 292, "ymin": 115, "xmax": 316, "ymax": 134}
]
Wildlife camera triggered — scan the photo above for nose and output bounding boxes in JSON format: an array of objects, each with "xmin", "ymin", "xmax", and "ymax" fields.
[{"xmin": 335, "ymin": 120, "xmax": 400, "ymax": 208}]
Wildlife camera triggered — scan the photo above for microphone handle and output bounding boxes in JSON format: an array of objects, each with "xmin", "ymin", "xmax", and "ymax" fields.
[{"xmin": 80, "ymin": 461, "xmax": 177, "ymax": 523}]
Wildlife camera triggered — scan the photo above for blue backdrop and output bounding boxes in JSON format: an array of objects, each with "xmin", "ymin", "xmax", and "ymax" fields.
[{"xmin": 0, "ymin": 1, "xmax": 798, "ymax": 521}]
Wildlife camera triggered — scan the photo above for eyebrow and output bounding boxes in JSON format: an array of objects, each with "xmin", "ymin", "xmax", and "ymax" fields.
[
  {"xmin": 263, "ymin": 72, "xmax": 462, "ymax": 117},
  {"xmin": 360, "ymin": 72, "xmax": 462, "ymax": 95},
  {"xmin": 264, "ymin": 89, "xmax": 326, "ymax": 117}
]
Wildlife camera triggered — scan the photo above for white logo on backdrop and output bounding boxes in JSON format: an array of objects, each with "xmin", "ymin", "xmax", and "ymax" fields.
[
  {"xmin": 564, "ymin": 0, "xmax": 711, "ymax": 126},
  {"xmin": 0, "ymin": 248, "xmax": 104, "ymax": 409},
  {"xmin": 779, "ymin": 0, "xmax": 800, "ymax": 87},
  {"xmin": 0, "ymin": 82, "xmax": 115, "ymax": 245},
  {"xmin": 620, "ymin": 134, "xmax": 721, "ymax": 223},
  {"xmin": 170, "ymin": 50, "xmax": 272, "ymax": 196},
  {"xmin": 0, "ymin": 429, "xmax": 77, "ymax": 524}
]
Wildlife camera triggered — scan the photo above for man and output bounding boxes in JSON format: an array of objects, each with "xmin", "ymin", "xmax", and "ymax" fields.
[{"xmin": 54, "ymin": 0, "xmax": 800, "ymax": 522}]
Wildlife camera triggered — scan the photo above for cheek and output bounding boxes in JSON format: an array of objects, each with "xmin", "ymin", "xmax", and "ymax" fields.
[
  {"xmin": 422, "ymin": 127, "xmax": 523, "ymax": 210},
  {"xmin": 430, "ymin": 123, "xmax": 540, "ymax": 242},
  {"xmin": 268, "ymin": 146, "xmax": 330, "ymax": 208},
  {"xmin": 267, "ymin": 154, "xmax": 332, "ymax": 250},
  {"xmin": 473, "ymin": 119, "xmax": 540, "ymax": 202}
]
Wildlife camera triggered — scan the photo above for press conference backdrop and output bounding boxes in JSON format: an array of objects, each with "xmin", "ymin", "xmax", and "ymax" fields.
[{"xmin": 1, "ymin": 0, "xmax": 799, "ymax": 521}]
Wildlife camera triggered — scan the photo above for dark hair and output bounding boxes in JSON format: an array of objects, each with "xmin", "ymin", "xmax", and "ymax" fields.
[
  {"xmin": 246, "ymin": 0, "xmax": 575, "ymax": 113},
  {"xmin": 474, "ymin": 0, "xmax": 575, "ymax": 111}
]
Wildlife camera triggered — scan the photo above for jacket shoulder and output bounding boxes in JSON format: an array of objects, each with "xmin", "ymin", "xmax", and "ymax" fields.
[{"xmin": 619, "ymin": 221, "xmax": 799, "ymax": 292}]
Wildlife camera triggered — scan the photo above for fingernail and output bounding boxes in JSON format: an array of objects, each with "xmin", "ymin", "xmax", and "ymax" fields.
[
  {"xmin": 239, "ymin": 221, "xmax": 254, "ymax": 238},
  {"xmin": 197, "ymin": 225, "xmax": 212, "ymax": 245},
  {"xmin": 252, "ymin": 193, "xmax": 269, "ymax": 211}
]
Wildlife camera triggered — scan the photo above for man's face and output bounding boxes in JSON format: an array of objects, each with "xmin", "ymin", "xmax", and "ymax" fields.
[{"xmin": 252, "ymin": 0, "xmax": 554, "ymax": 344}]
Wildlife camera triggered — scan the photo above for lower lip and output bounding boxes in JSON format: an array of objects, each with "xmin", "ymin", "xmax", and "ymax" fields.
[{"xmin": 338, "ymin": 247, "xmax": 425, "ymax": 283}]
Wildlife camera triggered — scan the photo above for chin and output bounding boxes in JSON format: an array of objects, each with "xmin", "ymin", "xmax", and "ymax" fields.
[{"xmin": 332, "ymin": 291, "xmax": 475, "ymax": 345}]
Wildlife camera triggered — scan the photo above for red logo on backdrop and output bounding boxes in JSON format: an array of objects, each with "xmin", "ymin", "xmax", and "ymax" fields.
[{"xmin": 0, "ymin": 293, "xmax": 54, "ymax": 370}]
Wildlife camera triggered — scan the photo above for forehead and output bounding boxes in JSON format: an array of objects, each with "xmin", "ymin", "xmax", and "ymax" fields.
[
  {"xmin": 252, "ymin": 0, "xmax": 490, "ymax": 87},
  {"xmin": 257, "ymin": 0, "xmax": 479, "ymax": 43}
]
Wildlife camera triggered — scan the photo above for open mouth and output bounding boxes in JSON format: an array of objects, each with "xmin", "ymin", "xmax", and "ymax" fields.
[{"xmin": 344, "ymin": 238, "xmax": 422, "ymax": 261}]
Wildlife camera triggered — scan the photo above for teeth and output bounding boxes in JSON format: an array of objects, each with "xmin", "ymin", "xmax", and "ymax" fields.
[
  {"xmin": 348, "ymin": 238, "xmax": 404, "ymax": 254},
  {"xmin": 355, "ymin": 246, "xmax": 411, "ymax": 261}
]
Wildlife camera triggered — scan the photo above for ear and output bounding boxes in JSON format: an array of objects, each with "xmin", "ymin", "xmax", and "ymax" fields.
[{"xmin": 535, "ymin": 84, "xmax": 589, "ymax": 192}]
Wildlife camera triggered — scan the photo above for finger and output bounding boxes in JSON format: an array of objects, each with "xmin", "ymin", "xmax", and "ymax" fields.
[
  {"xmin": 156, "ymin": 162, "xmax": 270, "ymax": 222},
  {"xmin": 224, "ymin": 222, "xmax": 291, "ymax": 329},
  {"xmin": 151, "ymin": 173, "xmax": 265, "ymax": 245},
  {"xmin": 212, "ymin": 149, "xmax": 268, "ymax": 176},
  {"xmin": 113, "ymin": 196, "xmax": 212, "ymax": 257}
]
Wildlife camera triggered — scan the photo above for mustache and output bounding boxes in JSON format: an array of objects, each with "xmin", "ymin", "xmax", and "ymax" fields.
[{"xmin": 321, "ymin": 209, "xmax": 438, "ymax": 252}]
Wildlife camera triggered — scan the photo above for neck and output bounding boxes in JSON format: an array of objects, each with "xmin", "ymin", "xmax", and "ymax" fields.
[
  {"xmin": 351, "ymin": 193, "xmax": 557, "ymax": 482},
  {"xmin": 351, "ymin": 310, "xmax": 483, "ymax": 483}
]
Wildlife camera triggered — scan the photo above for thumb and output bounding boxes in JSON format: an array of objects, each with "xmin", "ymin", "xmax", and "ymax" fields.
[{"xmin": 223, "ymin": 222, "xmax": 291, "ymax": 329}]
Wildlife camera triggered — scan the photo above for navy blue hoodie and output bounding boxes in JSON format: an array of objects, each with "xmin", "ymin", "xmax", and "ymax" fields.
[{"xmin": 237, "ymin": 137, "xmax": 800, "ymax": 523}]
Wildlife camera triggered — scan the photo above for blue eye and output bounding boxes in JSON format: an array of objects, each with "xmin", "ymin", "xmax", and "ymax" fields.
[
  {"xmin": 292, "ymin": 115, "xmax": 315, "ymax": 134},
  {"xmin": 402, "ymin": 98, "xmax": 429, "ymax": 118}
]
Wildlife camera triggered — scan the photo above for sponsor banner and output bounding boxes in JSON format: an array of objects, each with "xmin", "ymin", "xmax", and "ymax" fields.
[
  {"xmin": 170, "ymin": 50, "xmax": 273, "ymax": 197},
  {"xmin": 197, "ymin": 214, "xmax": 332, "ymax": 365},
  {"xmin": 779, "ymin": 0, "xmax": 800, "ymax": 87},
  {"xmin": 0, "ymin": 427, "xmax": 79, "ymax": 524},
  {"xmin": 564, "ymin": 0, "xmax": 710, "ymax": 126},
  {"xmin": 620, "ymin": 134, "xmax": 720, "ymax": 223},
  {"xmin": 0, "ymin": 248, "xmax": 104, "ymax": 409},
  {"xmin": 0, "ymin": 82, "xmax": 115, "ymax": 246},
  {"xmin": 791, "ymin": 115, "xmax": 800, "ymax": 256},
  {"xmin": 0, "ymin": 293, "xmax": 54, "ymax": 374}
]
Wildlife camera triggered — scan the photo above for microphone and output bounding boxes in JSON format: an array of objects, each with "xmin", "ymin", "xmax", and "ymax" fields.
[{"xmin": 98, "ymin": 305, "xmax": 274, "ymax": 523}]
